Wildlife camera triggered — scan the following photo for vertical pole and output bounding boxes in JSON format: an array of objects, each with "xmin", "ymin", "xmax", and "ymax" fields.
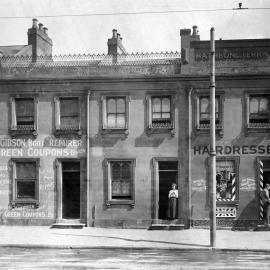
[
  {"xmin": 210, "ymin": 27, "xmax": 216, "ymax": 247},
  {"xmin": 86, "ymin": 91, "xmax": 91, "ymax": 226}
]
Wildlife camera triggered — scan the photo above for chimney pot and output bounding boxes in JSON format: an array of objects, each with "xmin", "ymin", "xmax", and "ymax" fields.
[
  {"xmin": 43, "ymin": 27, "xmax": 48, "ymax": 35},
  {"xmin": 32, "ymin": 18, "xmax": 38, "ymax": 28},
  {"xmin": 112, "ymin": 29, "xmax": 117, "ymax": 38},
  {"xmin": 192, "ymin": 25, "xmax": 198, "ymax": 36},
  {"xmin": 38, "ymin": 23, "xmax": 43, "ymax": 30}
]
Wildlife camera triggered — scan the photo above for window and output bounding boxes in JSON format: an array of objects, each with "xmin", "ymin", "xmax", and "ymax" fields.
[
  {"xmin": 105, "ymin": 159, "xmax": 135, "ymax": 206},
  {"xmin": 10, "ymin": 159, "xmax": 40, "ymax": 207},
  {"xmin": 146, "ymin": 94, "xmax": 175, "ymax": 136},
  {"xmin": 248, "ymin": 95, "xmax": 270, "ymax": 127},
  {"xmin": 102, "ymin": 95, "xmax": 129, "ymax": 134},
  {"xmin": 199, "ymin": 97, "xmax": 220, "ymax": 127},
  {"xmin": 55, "ymin": 97, "xmax": 81, "ymax": 136},
  {"xmin": 10, "ymin": 97, "xmax": 38, "ymax": 137},
  {"xmin": 194, "ymin": 92, "xmax": 224, "ymax": 136},
  {"xmin": 215, "ymin": 157, "xmax": 239, "ymax": 205}
]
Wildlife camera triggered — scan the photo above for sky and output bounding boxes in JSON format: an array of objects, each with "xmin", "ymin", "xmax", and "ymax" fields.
[{"xmin": 0, "ymin": 0, "xmax": 269, "ymax": 55}]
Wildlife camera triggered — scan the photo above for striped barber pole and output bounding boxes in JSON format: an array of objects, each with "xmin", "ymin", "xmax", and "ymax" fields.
[
  {"xmin": 259, "ymin": 160, "xmax": 264, "ymax": 220},
  {"xmin": 231, "ymin": 173, "xmax": 236, "ymax": 201}
]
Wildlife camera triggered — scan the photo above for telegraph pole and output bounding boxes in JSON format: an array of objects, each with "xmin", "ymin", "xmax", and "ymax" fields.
[{"xmin": 209, "ymin": 27, "xmax": 216, "ymax": 247}]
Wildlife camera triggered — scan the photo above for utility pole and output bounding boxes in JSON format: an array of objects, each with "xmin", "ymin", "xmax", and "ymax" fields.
[{"xmin": 209, "ymin": 27, "xmax": 216, "ymax": 247}]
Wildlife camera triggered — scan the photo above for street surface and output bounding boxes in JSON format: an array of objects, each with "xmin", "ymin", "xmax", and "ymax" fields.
[{"xmin": 0, "ymin": 248, "xmax": 270, "ymax": 270}]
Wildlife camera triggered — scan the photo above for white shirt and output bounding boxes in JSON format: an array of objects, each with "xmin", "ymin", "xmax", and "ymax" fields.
[{"xmin": 168, "ymin": 189, "xmax": 178, "ymax": 198}]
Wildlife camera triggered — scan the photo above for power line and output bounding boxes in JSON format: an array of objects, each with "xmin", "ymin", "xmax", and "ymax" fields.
[{"xmin": 0, "ymin": 7, "xmax": 269, "ymax": 19}]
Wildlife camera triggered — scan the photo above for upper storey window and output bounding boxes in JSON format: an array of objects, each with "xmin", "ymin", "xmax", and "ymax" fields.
[
  {"xmin": 55, "ymin": 96, "xmax": 82, "ymax": 137},
  {"xmin": 151, "ymin": 96, "xmax": 171, "ymax": 128},
  {"xmin": 10, "ymin": 97, "xmax": 38, "ymax": 137},
  {"xmin": 249, "ymin": 95, "xmax": 269, "ymax": 126}
]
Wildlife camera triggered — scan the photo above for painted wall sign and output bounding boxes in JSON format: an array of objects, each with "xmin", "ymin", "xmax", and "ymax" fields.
[
  {"xmin": 193, "ymin": 145, "xmax": 270, "ymax": 155},
  {"xmin": 240, "ymin": 178, "xmax": 256, "ymax": 191},
  {"xmin": 195, "ymin": 50, "xmax": 268, "ymax": 61},
  {"xmin": 0, "ymin": 138, "xmax": 84, "ymax": 157}
]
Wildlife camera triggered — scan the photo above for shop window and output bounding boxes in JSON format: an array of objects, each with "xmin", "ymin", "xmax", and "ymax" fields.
[
  {"xmin": 105, "ymin": 159, "xmax": 135, "ymax": 207},
  {"xmin": 146, "ymin": 94, "xmax": 175, "ymax": 136},
  {"xmin": 216, "ymin": 157, "xmax": 239, "ymax": 205},
  {"xmin": 10, "ymin": 97, "xmax": 38, "ymax": 137},
  {"xmin": 246, "ymin": 94, "xmax": 270, "ymax": 129},
  {"xmin": 10, "ymin": 159, "xmax": 40, "ymax": 208},
  {"xmin": 194, "ymin": 92, "xmax": 224, "ymax": 136},
  {"xmin": 102, "ymin": 96, "xmax": 129, "ymax": 135},
  {"xmin": 55, "ymin": 97, "xmax": 82, "ymax": 137}
]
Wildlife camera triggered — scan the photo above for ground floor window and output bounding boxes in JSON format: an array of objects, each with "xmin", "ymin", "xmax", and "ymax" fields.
[
  {"xmin": 10, "ymin": 158, "xmax": 40, "ymax": 207},
  {"xmin": 216, "ymin": 157, "xmax": 239, "ymax": 203},
  {"xmin": 105, "ymin": 158, "xmax": 135, "ymax": 207}
]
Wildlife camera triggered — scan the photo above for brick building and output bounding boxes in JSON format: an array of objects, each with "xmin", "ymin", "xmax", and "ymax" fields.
[{"xmin": 0, "ymin": 19, "xmax": 269, "ymax": 229}]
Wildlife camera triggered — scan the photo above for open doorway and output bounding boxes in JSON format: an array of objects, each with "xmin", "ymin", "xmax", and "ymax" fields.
[
  {"xmin": 158, "ymin": 161, "xmax": 178, "ymax": 219},
  {"xmin": 62, "ymin": 161, "xmax": 80, "ymax": 219}
]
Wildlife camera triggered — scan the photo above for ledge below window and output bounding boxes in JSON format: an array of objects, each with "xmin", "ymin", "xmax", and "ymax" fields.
[
  {"xmin": 246, "ymin": 123, "xmax": 270, "ymax": 133},
  {"xmin": 196, "ymin": 124, "xmax": 223, "ymax": 137},
  {"xmin": 216, "ymin": 200, "xmax": 239, "ymax": 206},
  {"xmin": 55, "ymin": 127, "xmax": 82, "ymax": 138},
  {"xmin": 147, "ymin": 123, "xmax": 175, "ymax": 137},
  {"xmin": 102, "ymin": 128, "xmax": 129, "ymax": 136},
  {"xmin": 106, "ymin": 200, "xmax": 135, "ymax": 207},
  {"xmin": 10, "ymin": 129, "xmax": 38, "ymax": 138},
  {"xmin": 10, "ymin": 200, "xmax": 40, "ymax": 209}
]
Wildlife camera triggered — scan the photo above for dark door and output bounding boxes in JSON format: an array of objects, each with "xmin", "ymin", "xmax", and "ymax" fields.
[
  {"xmin": 62, "ymin": 161, "xmax": 80, "ymax": 219},
  {"xmin": 158, "ymin": 161, "xmax": 178, "ymax": 219}
]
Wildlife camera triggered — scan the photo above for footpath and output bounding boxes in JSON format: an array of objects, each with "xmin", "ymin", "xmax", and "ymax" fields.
[{"xmin": 0, "ymin": 226, "xmax": 270, "ymax": 251}]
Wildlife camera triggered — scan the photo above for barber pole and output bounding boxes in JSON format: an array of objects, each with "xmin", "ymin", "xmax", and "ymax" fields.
[{"xmin": 259, "ymin": 160, "xmax": 264, "ymax": 220}]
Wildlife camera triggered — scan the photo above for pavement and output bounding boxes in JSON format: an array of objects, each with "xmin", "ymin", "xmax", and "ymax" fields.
[{"xmin": 1, "ymin": 226, "xmax": 270, "ymax": 251}]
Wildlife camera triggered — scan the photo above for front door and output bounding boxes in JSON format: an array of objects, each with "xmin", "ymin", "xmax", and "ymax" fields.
[
  {"xmin": 158, "ymin": 161, "xmax": 178, "ymax": 219},
  {"xmin": 62, "ymin": 161, "xmax": 80, "ymax": 219}
]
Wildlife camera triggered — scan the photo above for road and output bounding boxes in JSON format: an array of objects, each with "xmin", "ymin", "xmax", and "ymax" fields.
[{"xmin": 0, "ymin": 248, "xmax": 270, "ymax": 269}]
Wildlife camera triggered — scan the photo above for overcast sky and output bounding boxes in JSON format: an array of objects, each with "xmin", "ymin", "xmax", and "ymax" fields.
[{"xmin": 0, "ymin": 0, "xmax": 269, "ymax": 55}]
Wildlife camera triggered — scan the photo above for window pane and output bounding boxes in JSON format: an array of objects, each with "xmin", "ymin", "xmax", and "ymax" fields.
[
  {"xmin": 61, "ymin": 116, "xmax": 79, "ymax": 127},
  {"xmin": 111, "ymin": 162, "xmax": 121, "ymax": 180},
  {"xmin": 122, "ymin": 181, "xmax": 131, "ymax": 195},
  {"xmin": 152, "ymin": 112, "xmax": 161, "ymax": 119},
  {"xmin": 116, "ymin": 114, "xmax": 125, "ymax": 128},
  {"xmin": 16, "ymin": 162, "xmax": 36, "ymax": 178},
  {"xmin": 60, "ymin": 98, "xmax": 78, "ymax": 116},
  {"xmin": 107, "ymin": 114, "xmax": 116, "ymax": 128},
  {"xmin": 116, "ymin": 98, "xmax": 125, "ymax": 113},
  {"xmin": 112, "ymin": 181, "xmax": 121, "ymax": 196},
  {"xmin": 201, "ymin": 113, "xmax": 210, "ymax": 119},
  {"xmin": 200, "ymin": 98, "xmax": 210, "ymax": 113},
  {"xmin": 17, "ymin": 181, "xmax": 35, "ymax": 199},
  {"xmin": 152, "ymin": 98, "xmax": 161, "ymax": 113},
  {"xmin": 16, "ymin": 99, "xmax": 34, "ymax": 117},
  {"xmin": 107, "ymin": 98, "xmax": 116, "ymax": 113},
  {"xmin": 162, "ymin": 113, "xmax": 170, "ymax": 119},
  {"xmin": 250, "ymin": 97, "xmax": 259, "ymax": 114},
  {"xmin": 216, "ymin": 160, "xmax": 235, "ymax": 200},
  {"xmin": 122, "ymin": 162, "xmax": 131, "ymax": 179},
  {"xmin": 215, "ymin": 97, "xmax": 219, "ymax": 113},
  {"xmin": 259, "ymin": 98, "xmax": 268, "ymax": 113},
  {"xmin": 162, "ymin": 98, "xmax": 170, "ymax": 112}
]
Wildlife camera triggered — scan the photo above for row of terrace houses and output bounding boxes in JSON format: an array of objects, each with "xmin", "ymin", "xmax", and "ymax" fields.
[{"xmin": 0, "ymin": 19, "xmax": 269, "ymax": 229}]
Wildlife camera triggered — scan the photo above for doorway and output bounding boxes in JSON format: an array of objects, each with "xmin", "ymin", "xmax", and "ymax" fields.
[
  {"xmin": 158, "ymin": 161, "xmax": 178, "ymax": 219},
  {"xmin": 62, "ymin": 161, "xmax": 80, "ymax": 219}
]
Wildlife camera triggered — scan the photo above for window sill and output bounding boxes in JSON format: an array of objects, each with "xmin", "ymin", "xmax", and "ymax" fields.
[
  {"xmin": 147, "ymin": 126, "xmax": 175, "ymax": 137},
  {"xmin": 246, "ymin": 123, "xmax": 270, "ymax": 133},
  {"xmin": 55, "ymin": 128, "xmax": 82, "ymax": 138},
  {"xmin": 196, "ymin": 125, "xmax": 224, "ymax": 137},
  {"xmin": 216, "ymin": 200, "xmax": 239, "ymax": 206},
  {"xmin": 102, "ymin": 128, "xmax": 129, "ymax": 136},
  {"xmin": 10, "ymin": 129, "xmax": 37, "ymax": 138},
  {"xmin": 10, "ymin": 200, "xmax": 39, "ymax": 208},
  {"xmin": 106, "ymin": 200, "xmax": 135, "ymax": 207}
]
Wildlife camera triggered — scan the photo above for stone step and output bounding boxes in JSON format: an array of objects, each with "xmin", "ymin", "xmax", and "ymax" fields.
[
  {"xmin": 148, "ymin": 224, "xmax": 185, "ymax": 230},
  {"xmin": 51, "ymin": 223, "xmax": 85, "ymax": 229}
]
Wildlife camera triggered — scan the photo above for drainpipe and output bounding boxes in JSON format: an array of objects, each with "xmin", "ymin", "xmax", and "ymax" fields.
[
  {"xmin": 187, "ymin": 86, "xmax": 193, "ymax": 228},
  {"xmin": 86, "ymin": 90, "xmax": 91, "ymax": 227}
]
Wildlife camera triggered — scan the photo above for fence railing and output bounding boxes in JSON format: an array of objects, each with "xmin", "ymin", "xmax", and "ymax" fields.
[{"xmin": 0, "ymin": 52, "xmax": 181, "ymax": 68}]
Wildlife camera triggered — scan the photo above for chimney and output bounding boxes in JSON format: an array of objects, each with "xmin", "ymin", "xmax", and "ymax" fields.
[
  {"xmin": 191, "ymin": 25, "xmax": 200, "ymax": 41},
  {"xmin": 180, "ymin": 26, "xmax": 200, "ymax": 64},
  {"xmin": 28, "ymin": 18, "xmax": 53, "ymax": 61},
  {"xmin": 107, "ymin": 29, "xmax": 126, "ymax": 55}
]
